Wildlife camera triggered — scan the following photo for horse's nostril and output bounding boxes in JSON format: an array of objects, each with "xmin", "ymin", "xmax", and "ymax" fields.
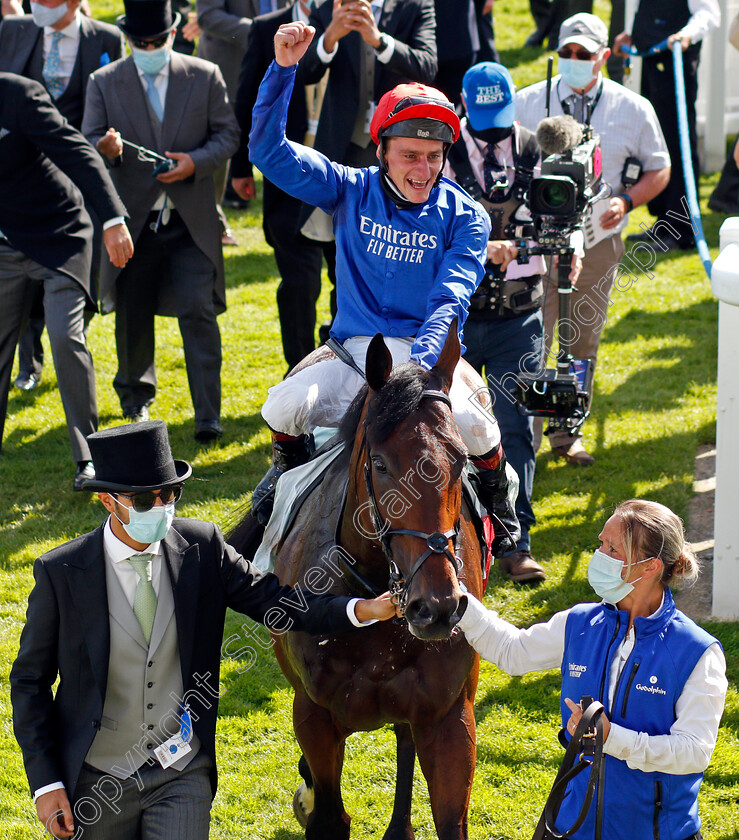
[{"xmin": 405, "ymin": 598, "xmax": 437, "ymax": 627}]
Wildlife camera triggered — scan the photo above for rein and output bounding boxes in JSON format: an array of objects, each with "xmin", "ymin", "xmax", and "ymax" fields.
[{"xmin": 361, "ymin": 388, "xmax": 462, "ymax": 614}]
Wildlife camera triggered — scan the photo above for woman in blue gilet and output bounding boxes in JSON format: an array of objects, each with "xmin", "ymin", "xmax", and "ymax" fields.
[{"xmin": 458, "ymin": 499, "xmax": 727, "ymax": 840}]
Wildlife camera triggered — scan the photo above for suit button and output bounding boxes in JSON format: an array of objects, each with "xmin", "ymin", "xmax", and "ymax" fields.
[
  {"xmin": 147, "ymin": 682, "xmax": 153, "ymax": 688},
  {"xmin": 147, "ymin": 661, "xmax": 153, "ymax": 667},
  {"xmin": 147, "ymin": 743, "xmax": 153, "ymax": 750},
  {"xmin": 147, "ymin": 725, "xmax": 154, "ymax": 730},
  {"xmin": 147, "ymin": 703, "xmax": 154, "ymax": 709}
]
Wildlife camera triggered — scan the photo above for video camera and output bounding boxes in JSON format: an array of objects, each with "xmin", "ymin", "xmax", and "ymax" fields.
[{"xmin": 510, "ymin": 63, "xmax": 611, "ymax": 434}]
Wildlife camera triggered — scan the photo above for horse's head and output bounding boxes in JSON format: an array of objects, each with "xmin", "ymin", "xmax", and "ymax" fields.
[{"xmin": 345, "ymin": 321, "xmax": 470, "ymax": 642}]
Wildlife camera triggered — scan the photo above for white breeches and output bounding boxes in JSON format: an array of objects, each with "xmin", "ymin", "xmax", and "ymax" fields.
[{"xmin": 261, "ymin": 337, "xmax": 501, "ymax": 457}]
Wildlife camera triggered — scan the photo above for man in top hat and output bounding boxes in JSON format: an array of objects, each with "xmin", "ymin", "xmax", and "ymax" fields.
[
  {"xmin": 10, "ymin": 420, "xmax": 394, "ymax": 840},
  {"xmin": 82, "ymin": 0, "xmax": 240, "ymax": 442}
]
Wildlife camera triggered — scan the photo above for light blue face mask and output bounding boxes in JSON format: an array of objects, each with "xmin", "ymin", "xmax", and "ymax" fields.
[
  {"xmin": 587, "ymin": 549, "xmax": 651, "ymax": 604},
  {"xmin": 558, "ymin": 57, "xmax": 597, "ymax": 91},
  {"xmin": 132, "ymin": 44, "xmax": 171, "ymax": 76},
  {"xmin": 114, "ymin": 502, "xmax": 175, "ymax": 544},
  {"xmin": 31, "ymin": 1, "xmax": 69, "ymax": 28}
]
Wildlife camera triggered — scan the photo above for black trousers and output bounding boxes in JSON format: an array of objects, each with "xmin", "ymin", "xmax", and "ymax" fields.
[
  {"xmin": 114, "ymin": 212, "xmax": 221, "ymax": 424},
  {"xmin": 641, "ymin": 46, "xmax": 701, "ymax": 247}
]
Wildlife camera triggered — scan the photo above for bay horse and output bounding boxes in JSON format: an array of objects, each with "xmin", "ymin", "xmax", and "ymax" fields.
[{"xmin": 230, "ymin": 325, "xmax": 485, "ymax": 840}]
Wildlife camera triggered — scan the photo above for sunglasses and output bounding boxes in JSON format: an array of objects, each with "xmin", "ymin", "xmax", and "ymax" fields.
[
  {"xmin": 113, "ymin": 485, "xmax": 183, "ymax": 512},
  {"xmin": 558, "ymin": 47, "xmax": 597, "ymax": 60},
  {"xmin": 129, "ymin": 34, "xmax": 170, "ymax": 49}
]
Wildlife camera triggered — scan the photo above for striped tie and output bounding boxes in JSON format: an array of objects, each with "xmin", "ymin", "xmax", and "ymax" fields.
[
  {"xmin": 43, "ymin": 31, "xmax": 66, "ymax": 100},
  {"xmin": 128, "ymin": 554, "xmax": 158, "ymax": 644}
]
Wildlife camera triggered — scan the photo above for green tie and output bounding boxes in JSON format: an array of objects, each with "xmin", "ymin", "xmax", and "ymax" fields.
[{"xmin": 128, "ymin": 554, "xmax": 157, "ymax": 644}]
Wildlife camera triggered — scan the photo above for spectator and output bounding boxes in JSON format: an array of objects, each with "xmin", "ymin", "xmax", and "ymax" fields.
[
  {"xmin": 10, "ymin": 420, "xmax": 394, "ymax": 840},
  {"xmin": 616, "ymin": 0, "xmax": 720, "ymax": 251},
  {"xmin": 0, "ymin": 72, "xmax": 132, "ymax": 489},
  {"xmin": 82, "ymin": 0, "xmax": 240, "ymax": 442},
  {"xmin": 457, "ymin": 499, "xmax": 727, "ymax": 840},
  {"xmin": 0, "ymin": 0, "xmax": 124, "ymax": 392},
  {"xmin": 516, "ymin": 13, "xmax": 670, "ymax": 466}
]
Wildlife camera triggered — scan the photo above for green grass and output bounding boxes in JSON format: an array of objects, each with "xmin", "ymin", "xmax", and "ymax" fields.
[{"xmin": 1, "ymin": 1, "xmax": 738, "ymax": 837}]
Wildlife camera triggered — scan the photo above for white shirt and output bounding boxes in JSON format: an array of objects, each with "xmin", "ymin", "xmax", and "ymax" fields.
[
  {"xmin": 629, "ymin": 0, "xmax": 721, "ymax": 46},
  {"xmin": 43, "ymin": 12, "xmax": 81, "ymax": 91},
  {"xmin": 459, "ymin": 593, "xmax": 727, "ymax": 775},
  {"xmin": 515, "ymin": 74, "xmax": 670, "ymax": 244},
  {"xmin": 317, "ymin": 0, "xmax": 395, "ymax": 65}
]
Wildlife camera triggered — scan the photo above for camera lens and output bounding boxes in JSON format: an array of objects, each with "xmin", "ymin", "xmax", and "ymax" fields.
[{"xmin": 540, "ymin": 181, "xmax": 570, "ymax": 211}]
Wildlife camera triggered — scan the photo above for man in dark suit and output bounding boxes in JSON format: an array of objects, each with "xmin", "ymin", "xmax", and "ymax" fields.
[
  {"xmin": 232, "ymin": 0, "xmax": 336, "ymax": 371},
  {"xmin": 10, "ymin": 420, "xmax": 393, "ymax": 840},
  {"xmin": 0, "ymin": 72, "xmax": 133, "ymax": 489},
  {"xmin": 0, "ymin": 0, "xmax": 125, "ymax": 391},
  {"xmin": 82, "ymin": 0, "xmax": 240, "ymax": 442}
]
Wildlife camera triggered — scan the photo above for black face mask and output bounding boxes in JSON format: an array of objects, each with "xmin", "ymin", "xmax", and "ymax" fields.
[{"xmin": 468, "ymin": 124, "xmax": 514, "ymax": 145}]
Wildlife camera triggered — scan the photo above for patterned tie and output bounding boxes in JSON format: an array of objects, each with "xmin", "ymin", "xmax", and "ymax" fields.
[
  {"xmin": 565, "ymin": 93, "xmax": 587, "ymax": 125},
  {"xmin": 144, "ymin": 73, "xmax": 164, "ymax": 121},
  {"xmin": 128, "ymin": 554, "xmax": 158, "ymax": 644},
  {"xmin": 43, "ymin": 31, "xmax": 66, "ymax": 100},
  {"xmin": 482, "ymin": 145, "xmax": 506, "ymax": 195}
]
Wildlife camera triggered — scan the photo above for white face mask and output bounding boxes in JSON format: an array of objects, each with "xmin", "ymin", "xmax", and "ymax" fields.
[
  {"xmin": 31, "ymin": 0, "xmax": 69, "ymax": 28},
  {"xmin": 587, "ymin": 549, "xmax": 652, "ymax": 604},
  {"xmin": 558, "ymin": 57, "xmax": 597, "ymax": 90},
  {"xmin": 113, "ymin": 502, "xmax": 175, "ymax": 544}
]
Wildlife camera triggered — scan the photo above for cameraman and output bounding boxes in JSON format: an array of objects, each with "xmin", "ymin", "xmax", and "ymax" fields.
[
  {"xmin": 516, "ymin": 13, "xmax": 670, "ymax": 466},
  {"xmin": 445, "ymin": 62, "xmax": 579, "ymax": 584}
]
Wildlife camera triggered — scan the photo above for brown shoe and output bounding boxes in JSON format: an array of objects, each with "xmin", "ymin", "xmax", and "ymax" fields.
[
  {"xmin": 221, "ymin": 228, "xmax": 239, "ymax": 246},
  {"xmin": 498, "ymin": 550, "xmax": 547, "ymax": 583},
  {"xmin": 552, "ymin": 439, "xmax": 595, "ymax": 466}
]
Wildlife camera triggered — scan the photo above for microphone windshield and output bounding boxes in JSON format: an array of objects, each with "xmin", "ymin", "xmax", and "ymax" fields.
[{"xmin": 536, "ymin": 115, "xmax": 583, "ymax": 156}]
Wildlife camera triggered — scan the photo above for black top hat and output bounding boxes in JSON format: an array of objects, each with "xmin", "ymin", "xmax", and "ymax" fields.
[
  {"xmin": 84, "ymin": 421, "xmax": 192, "ymax": 492},
  {"xmin": 117, "ymin": 0, "xmax": 181, "ymax": 41}
]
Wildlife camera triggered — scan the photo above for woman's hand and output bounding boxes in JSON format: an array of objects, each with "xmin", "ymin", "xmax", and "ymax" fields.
[
  {"xmin": 355, "ymin": 591, "xmax": 401, "ymax": 622},
  {"xmin": 564, "ymin": 696, "xmax": 611, "ymax": 741}
]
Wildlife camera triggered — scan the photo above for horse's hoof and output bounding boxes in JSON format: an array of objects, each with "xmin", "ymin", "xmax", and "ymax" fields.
[{"xmin": 293, "ymin": 781, "xmax": 314, "ymax": 828}]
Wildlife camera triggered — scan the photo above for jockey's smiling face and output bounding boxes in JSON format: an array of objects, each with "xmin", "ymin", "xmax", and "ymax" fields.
[{"xmin": 379, "ymin": 137, "xmax": 445, "ymax": 204}]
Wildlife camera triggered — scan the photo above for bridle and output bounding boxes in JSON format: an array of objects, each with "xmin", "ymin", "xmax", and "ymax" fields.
[{"xmin": 361, "ymin": 388, "xmax": 462, "ymax": 615}]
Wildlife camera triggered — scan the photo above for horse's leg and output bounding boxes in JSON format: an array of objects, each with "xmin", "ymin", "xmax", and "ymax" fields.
[
  {"xmin": 293, "ymin": 690, "xmax": 351, "ymax": 840},
  {"xmin": 383, "ymin": 723, "xmax": 416, "ymax": 840},
  {"xmin": 412, "ymin": 697, "xmax": 476, "ymax": 840}
]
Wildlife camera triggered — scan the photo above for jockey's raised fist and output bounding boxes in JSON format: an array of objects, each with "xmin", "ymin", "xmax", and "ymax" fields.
[{"xmin": 274, "ymin": 21, "xmax": 316, "ymax": 67}]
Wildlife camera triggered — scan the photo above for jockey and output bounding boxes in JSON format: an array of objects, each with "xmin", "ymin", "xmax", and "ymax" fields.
[{"xmin": 249, "ymin": 20, "xmax": 519, "ymax": 552}]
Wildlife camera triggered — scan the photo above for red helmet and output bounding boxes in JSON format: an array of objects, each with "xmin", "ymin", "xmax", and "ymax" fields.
[{"xmin": 370, "ymin": 83, "xmax": 461, "ymax": 145}]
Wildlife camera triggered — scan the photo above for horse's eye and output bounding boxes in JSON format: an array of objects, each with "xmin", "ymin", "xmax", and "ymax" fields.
[{"xmin": 372, "ymin": 458, "xmax": 387, "ymax": 474}]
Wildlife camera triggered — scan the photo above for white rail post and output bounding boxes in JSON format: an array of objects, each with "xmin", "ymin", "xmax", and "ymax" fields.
[{"xmin": 711, "ymin": 218, "xmax": 739, "ymax": 619}]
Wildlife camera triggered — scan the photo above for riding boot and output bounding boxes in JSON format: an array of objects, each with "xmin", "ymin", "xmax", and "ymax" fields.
[
  {"xmin": 470, "ymin": 445, "xmax": 521, "ymax": 557},
  {"xmin": 252, "ymin": 432, "xmax": 313, "ymax": 525}
]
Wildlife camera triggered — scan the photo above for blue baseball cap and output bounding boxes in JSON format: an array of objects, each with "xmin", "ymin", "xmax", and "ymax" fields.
[{"xmin": 462, "ymin": 62, "xmax": 516, "ymax": 131}]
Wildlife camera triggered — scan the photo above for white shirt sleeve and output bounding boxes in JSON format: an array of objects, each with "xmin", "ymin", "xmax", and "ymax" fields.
[
  {"xmin": 604, "ymin": 642, "xmax": 727, "ymax": 774},
  {"xmin": 317, "ymin": 32, "xmax": 339, "ymax": 64},
  {"xmin": 681, "ymin": 0, "xmax": 721, "ymax": 44},
  {"xmin": 33, "ymin": 781, "xmax": 65, "ymax": 803},
  {"xmin": 458, "ymin": 594, "xmax": 568, "ymax": 674},
  {"xmin": 347, "ymin": 598, "xmax": 378, "ymax": 627}
]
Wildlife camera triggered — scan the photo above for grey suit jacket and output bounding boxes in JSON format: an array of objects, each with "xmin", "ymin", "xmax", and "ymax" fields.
[
  {"xmin": 82, "ymin": 52, "xmax": 240, "ymax": 311},
  {"xmin": 196, "ymin": 0, "xmax": 289, "ymax": 97},
  {"xmin": 0, "ymin": 13, "xmax": 125, "ymax": 129}
]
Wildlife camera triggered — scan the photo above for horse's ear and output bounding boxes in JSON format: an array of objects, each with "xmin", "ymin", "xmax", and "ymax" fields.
[
  {"xmin": 430, "ymin": 318, "xmax": 461, "ymax": 393},
  {"xmin": 365, "ymin": 332, "xmax": 393, "ymax": 391}
]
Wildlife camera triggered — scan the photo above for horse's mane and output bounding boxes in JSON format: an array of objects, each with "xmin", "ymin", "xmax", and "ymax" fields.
[{"xmin": 339, "ymin": 362, "xmax": 432, "ymax": 446}]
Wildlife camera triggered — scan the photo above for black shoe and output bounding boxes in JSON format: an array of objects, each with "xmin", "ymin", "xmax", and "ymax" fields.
[
  {"xmin": 524, "ymin": 29, "xmax": 545, "ymax": 47},
  {"xmin": 14, "ymin": 371, "xmax": 40, "ymax": 391},
  {"xmin": 194, "ymin": 420, "xmax": 223, "ymax": 443},
  {"xmin": 252, "ymin": 434, "xmax": 313, "ymax": 525},
  {"xmin": 74, "ymin": 460, "xmax": 95, "ymax": 491},
  {"xmin": 123, "ymin": 405, "xmax": 150, "ymax": 423},
  {"xmin": 708, "ymin": 195, "xmax": 739, "ymax": 215},
  {"xmin": 222, "ymin": 195, "xmax": 249, "ymax": 210},
  {"xmin": 470, "ymin": 449, "xmax": 521, "ymax": 557},
  {"xmin": 626, "ymin": 229, "xmax": 692, "ymax": 252}
]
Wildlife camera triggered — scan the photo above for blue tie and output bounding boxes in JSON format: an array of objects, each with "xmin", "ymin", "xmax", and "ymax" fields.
[
  {"xmin": 144, "ymin": 73, "xmax": 164, "ymax": 121},
  {"xmin": 259, "ymin": 0, "xmax": 273, "ymax": 14},
  {"xmin": 43, "ymin": 31, "xmax": 66, "ymax": 100}
]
